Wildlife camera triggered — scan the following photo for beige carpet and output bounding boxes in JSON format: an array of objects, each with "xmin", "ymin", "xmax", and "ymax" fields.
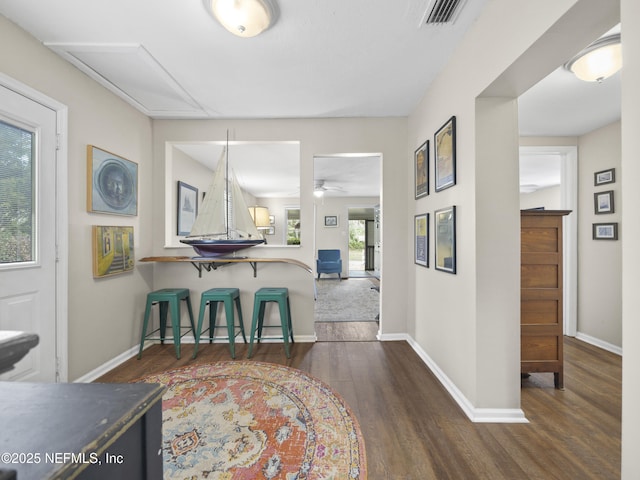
[{"xmin": 314, "ymin": 278, "xmax": 380, "ymax": 322}]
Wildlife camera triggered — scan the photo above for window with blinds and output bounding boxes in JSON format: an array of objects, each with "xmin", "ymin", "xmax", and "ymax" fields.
[{"xmin": 0, "ymin": 120, "xmax": 35, "ymax": 264}]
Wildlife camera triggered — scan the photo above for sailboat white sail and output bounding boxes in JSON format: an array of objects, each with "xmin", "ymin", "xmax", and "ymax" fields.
[{"xmin": 180, "ymin": 147, "xmax": 265, "ymax": 257}]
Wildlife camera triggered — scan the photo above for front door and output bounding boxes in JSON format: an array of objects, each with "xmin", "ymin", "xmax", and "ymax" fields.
[{"xmin": 0, "ymin": 85, "xmax": 58, "ymax": 381}]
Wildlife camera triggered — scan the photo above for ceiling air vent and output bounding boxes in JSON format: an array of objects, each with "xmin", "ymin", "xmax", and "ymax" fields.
[{"xmin": 423, "ymin": 0, "xmax": 467, "ymax": 25}]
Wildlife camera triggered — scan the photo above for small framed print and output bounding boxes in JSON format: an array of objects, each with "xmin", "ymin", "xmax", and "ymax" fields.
[
  {"xmin": 324, "ymin": 215, "xmax": 338, "ymax": 227},
  {"xmin": 415, "ymin": 140, "xmax": 429, "ymax": 199},
  {"xmin": 593, "ymin": 222, "xmax": 618, "ymax": 240},
  {"xmin": 594, "ymin": 190, "xmax": 614, "ymax": 214},
  {"xmin": 414, "ymin": 213, "xmax": 429, "ymax": 267},
  {"xmin": 435, "ymin": 206, "xmax": 456, "ymax": 273},
  {"xmin": 434, "ymin": 116, "xmax": 456, "ymax": 192},
  {"xmin": 92, "ymin": 226, "xmax": 135, "ymax": 278},
  {"xmin": 177, "ymin": 181, "xmax": 198, "ymax": 235},
  {"xmin": 265, "ymin": 226, "xmax": 275, "ymax": 235},
  {"xmin": 594, "ymin": 168, "xmax": 615, "ymax": 186}
]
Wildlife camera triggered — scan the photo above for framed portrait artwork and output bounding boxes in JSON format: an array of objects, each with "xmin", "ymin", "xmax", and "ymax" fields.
[
  {"xmin": 414, "ymin": 213, "xmax": 429, "ymax": 267},
  {"xmin": 92, "ymin": 226, "xmax": 135, "ymax": 278},
  {"xmin": 593, "ymin": 222, "xmax": 618, "ymax": 240},
  {"xmin": 415, "ymin": 140, "xmax": 429, "ymax": 199},
  {"xmin": 434, "ymin": 116, "xmax": 456, "ymax": 192},
  {"xmin": 594, "ymin": 190, "xmax": 614, "ymax": 214},
  {"xmin": 435, "ymin": 205, "xmax": 456, "ymax": 273},
  {"xmin": 87, "ymin": 145, "xmax": 138, "ymax": 216},
  {"xmin": 177, "ymin": 181, "xmax": 198, "ymax": 235},
  {"xmin": 594, "ymin": 168, "xmax": 615, "ymax": 186}
]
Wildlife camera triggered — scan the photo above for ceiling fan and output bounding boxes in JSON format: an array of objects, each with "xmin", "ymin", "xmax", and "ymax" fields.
[{"xmin": 314, "ymin": 179, "xmax": 344, "ymax": 197}]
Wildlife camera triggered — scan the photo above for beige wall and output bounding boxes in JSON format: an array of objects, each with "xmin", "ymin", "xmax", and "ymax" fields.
[
  {"xmin": 0, "ymin": 15, "xmax": 154, "ymax": 380},
  {"xmin": 408, "ymin": 0, "xmax": 619, "ymax": 413},
  {"xmin": 151, "ymin": 119, "xmax": 407, "ymax": 339},
  {"xmin": 256, "ymin": 197, "xmax": 300, "ymax": 247},
  {"xmin": 577, "ymin": 121, "xmax": 622, "ymax": 347},
  {"xmin": 3, "ymin": 1, "xmax": 639, "ymax": 472},
  {"xmin": 314, "ymin": 196, "xmax": 380, "ymax": 278}
]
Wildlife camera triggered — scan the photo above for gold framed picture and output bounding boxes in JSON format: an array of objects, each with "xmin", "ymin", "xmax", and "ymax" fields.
[{"xmin": 92, "ymin": 226, "xmax": 135, "ymax": 278}]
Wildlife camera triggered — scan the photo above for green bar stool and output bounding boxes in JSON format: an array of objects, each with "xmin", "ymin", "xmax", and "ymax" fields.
[
  {"xmin": 137, "ymin": 288, "xmax": 195, "ymax": 360},
  {"xmin": 193, "ymin": 288, "xmax": 247, "ymax": 359},
  {"xmin": 247, "ymin": 287, "xmax": 294, "ymax": 359}
]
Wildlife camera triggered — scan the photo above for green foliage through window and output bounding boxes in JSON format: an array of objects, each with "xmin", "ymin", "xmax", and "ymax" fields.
[{"xmin": 0, "ymin": 120, "xmax": 34, "ymax": 263}]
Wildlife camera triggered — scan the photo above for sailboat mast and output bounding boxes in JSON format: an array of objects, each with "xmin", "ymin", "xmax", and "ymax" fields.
[{"xmin": 225, "ymin": 130, "xmax": 230, "ymax": 238}]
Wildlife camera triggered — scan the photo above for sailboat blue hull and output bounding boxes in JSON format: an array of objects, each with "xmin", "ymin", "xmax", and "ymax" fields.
[{"xmin": 180, "ymin": 238, "xmax": 265, "ymax": 257}]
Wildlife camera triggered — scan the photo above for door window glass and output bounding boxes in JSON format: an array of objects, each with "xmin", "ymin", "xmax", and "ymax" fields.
[{"xmin": 0, "ymin": 120, "xmax": 35, "ymax": 264}]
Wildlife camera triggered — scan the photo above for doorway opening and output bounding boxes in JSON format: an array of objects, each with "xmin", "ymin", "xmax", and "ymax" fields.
[
  {"xmin": 347, "ymin": 207, "xmax": 379, "ymax": 278},
  {"xmin": 313, "ymin": 154, "xmax": 381, "ymax": 341}
]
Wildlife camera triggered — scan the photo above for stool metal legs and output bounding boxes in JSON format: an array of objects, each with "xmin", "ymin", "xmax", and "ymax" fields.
[
  {"xmin": 248, "ymin": 288, "xmax": 294, "ymax": 359},
  {"xmin": 193, "ymin": 288, "xmax": 246, "ymax": 359},
  {"xmin": 138, "ymin": 289, "xmax": 195, "ymax": 360}
]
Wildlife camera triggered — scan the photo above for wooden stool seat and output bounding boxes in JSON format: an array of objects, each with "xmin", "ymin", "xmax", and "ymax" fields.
[
  {"xmin": 137, "ymin": 288, "xmax": 195, "ymax": 360},
  {"xmin": 248, "ymin": 288, "xmax": 294, "ymax": 359},
  {"xmin": 193, "ymin": 288, "xmax": 246, "ymax": 359}
]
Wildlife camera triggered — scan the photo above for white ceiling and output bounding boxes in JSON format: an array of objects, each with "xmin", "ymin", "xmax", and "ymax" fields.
[
  {"xmin": 0, "ymin": 1, "xmax": 621, "ymax": 196},
  {"xmin": 0, "ymin": 0, "xmax": 490, "ymax": 119}
]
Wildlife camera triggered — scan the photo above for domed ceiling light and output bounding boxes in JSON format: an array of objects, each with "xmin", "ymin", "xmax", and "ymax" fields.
[
  {"xmin": 203, "ymin": 0, "xmax": 278, "ymax": 38},
  {"xmin": 564, "ymin": 34, "xmax": 622, "ymax": 83}
]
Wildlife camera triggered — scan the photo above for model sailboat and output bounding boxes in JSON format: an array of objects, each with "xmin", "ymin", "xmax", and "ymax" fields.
[{"xmin": 180, "ymin": 146, "xmax": 265, "ymax": 257}]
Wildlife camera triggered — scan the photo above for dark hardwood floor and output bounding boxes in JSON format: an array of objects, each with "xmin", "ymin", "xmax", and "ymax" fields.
[
  {"xmin": 315, "ymin": 321, "xmax": 378, "ymax": 341},
  {"xmin": 97, "ymin": 335, "xmax": 621, "ymax": 479}
]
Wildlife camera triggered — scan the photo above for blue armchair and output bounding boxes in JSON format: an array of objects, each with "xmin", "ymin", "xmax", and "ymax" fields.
[{"xmin": 316, "ymin": 249, "xmax": 342, "ymax": 280}]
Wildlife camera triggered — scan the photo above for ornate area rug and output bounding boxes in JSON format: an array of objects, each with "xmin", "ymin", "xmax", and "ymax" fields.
[
  {"xmin": 136, "ymin": 361, "xmax": 367, "ymax": 479},
  {"xmin": 315, "ymin": 278, "xmax": 379, "ymax": 322}
]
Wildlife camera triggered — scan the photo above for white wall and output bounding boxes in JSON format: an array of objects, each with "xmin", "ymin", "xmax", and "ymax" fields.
[
  {"xmin": 151, "ymin": 119, "xmax": 407, "ymax": 339},
  {"xmin": 520, "ymin": 186, "xmax": 561, "ymax": 210},
  {"xmin": 577, "ymin": 121, "xmax": 622, "ymax": 347},
  {"xmin": 0, "ymin": 15, "xmax": 154, "ymax": 380},
  {"xmin": 621, "ymin": 0, "xmax": 640, "ymax": 476}
]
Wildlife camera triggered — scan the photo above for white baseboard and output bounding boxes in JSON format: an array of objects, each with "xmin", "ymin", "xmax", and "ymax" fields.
[
  {"xmin": 575, "ymin": 332, "xmax": 622, "ymax": 356},
  {"xmin": 74, "ymin": 344, "xmax": 144, "ymax": 383},
  {"xmin": 74, "ymin": 335, "xmax": 318, "ymax": 383},
  {"xmin": 380, "ymin": 333, "xmax": 528, "ymax": 424}
]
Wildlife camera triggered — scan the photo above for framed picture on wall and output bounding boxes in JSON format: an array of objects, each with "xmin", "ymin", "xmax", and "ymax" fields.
[
  {"xmin": 593, "ymin": 222, "xmax": 618, "ymax": 240},
  {"xmin": 434, "ymin": 116, "xmax": 456, "ymax": 192},
  {"xmin": 87, "ymin": 145, "xmax": 138, "ymax": 216},
  {"xmin": 177, "ymin": 181, "xmax": 198, "ymax": 235},
  {"xmin": 435, "ymin": 205, "xmax": 456, "ymax": 273},
  {"xmin": 414, "ymin": 213, "xmax": 429, "ymax": 267},
  {"xmin": 415, "ymin": 140, "xmax": 429, "ymax": 199},
  {"xmin": 594, "ymin": 190, "xmax": 614, "ymax": 214},
  {"xmin": 594, "ymin": 168, "xmax": 615, "ymax": 186},
  {"xmin": 92, "ymin": 226, "xmax": 135, "ymax": 278},
  {"xmin": 324, "ymin": 215, "xmax": 338, "ymax": 227}
]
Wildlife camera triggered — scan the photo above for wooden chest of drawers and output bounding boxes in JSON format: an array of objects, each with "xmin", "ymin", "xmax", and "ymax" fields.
[{"xmin": 521, "ymin": 210, "xmax": 571, "ymax": 389}]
